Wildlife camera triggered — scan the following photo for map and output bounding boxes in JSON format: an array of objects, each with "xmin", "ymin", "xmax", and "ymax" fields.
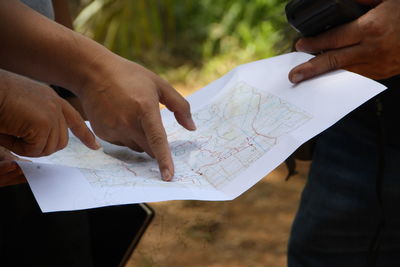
[
  {"xmin": 40, "ymin": 82, "xmax": 311, "ymax": 192},
  {"xmin": 21, "ymin": 52, "xmax": 385, "ymax": 212}
]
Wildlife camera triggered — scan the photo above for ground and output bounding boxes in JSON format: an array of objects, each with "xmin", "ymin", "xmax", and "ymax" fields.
[{"xmin": 128, "ymin": 161, "xmax": 310, "ymax": 267}]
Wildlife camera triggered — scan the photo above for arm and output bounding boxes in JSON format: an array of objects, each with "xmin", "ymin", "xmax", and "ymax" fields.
[
  {"xmin": 0, "ymin": 1, "xmax": 100, "ymax": 92},
  {"xmin": 52, "ymin": 0, "xmax": 86, "ymax": 118},
  {"xmin": 0, "ymin": 1, "xmax": 196, "ymax": 180},
  {"xmin": 288, "ymin": 0, "xmax": 400, "ymax": 83}
]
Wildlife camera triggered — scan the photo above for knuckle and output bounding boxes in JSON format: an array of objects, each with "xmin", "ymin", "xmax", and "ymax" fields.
[
  {"xmin": 327, "ymin": 55, "xmax": 340, "ymax": 70},
  {"xmin": 36, "ymin": 116, "xmax": 52, "ymax": 129},
  {"xmin": 48, "ymin": 101, "xmax": 59, "ymax": 111},
  {"xmin": 148, "ymin": 134, "xmax": 164, "ymax": 147},
  {"xmin": 360, "ymin": 19, "xmax": 384, "ymax": 36},
  {"xmin": 137, "ymin": 100, "xmax": 154, "ymax": 112},
  {"xmin": 119, "ymin": 117, "xmax": 133, "ymax": 129}
]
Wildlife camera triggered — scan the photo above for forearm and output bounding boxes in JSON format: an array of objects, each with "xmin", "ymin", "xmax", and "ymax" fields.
[{"xmin": 0, "ymin": 1, "xmax": 114, "ymax": 97}]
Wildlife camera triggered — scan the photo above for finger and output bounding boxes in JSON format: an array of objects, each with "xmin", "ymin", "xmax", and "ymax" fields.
[
  {"xmin": 0, "ymin": 134, "xmax": 48, "ymax": 157},
  {"xmin": 0, "ymin": 160, "xmax": 18, "ymax": 175},
  {"xmin": 140, "ymin": 110, "xmax": 174, "ymax": 181},
  {"xmin": 289, "ymin": 46, "xmax": 366, "ymax": 83},
  {"xmin": 61, "ymin": 100, "xmax": 100, "ymax": 150},
  {"xmin": 56, "ymin": 116, "xmax": 69, "ymax": 150},
  {"xmin": 158, "ymin": 80, "xmax": 196, "ymax": 131},
  {"xmin": 41, "ymin": 123, "xmax": 60, "ymax": 156},
  {"xmin": 296, "ymin": 20, "xmax": 362, "ymax": 53},
  {"xmin": 0, "ymin": 161, "xmax": 27, "ymax": 187},
  {"xmin": 0, "ymin": 146, "xmax": 18, "ymax": 161}
]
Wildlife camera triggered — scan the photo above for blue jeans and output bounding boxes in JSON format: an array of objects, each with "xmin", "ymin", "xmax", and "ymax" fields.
[{"xmin": 288, "ymin": 85, "xmax": 400, "ymax": 267}]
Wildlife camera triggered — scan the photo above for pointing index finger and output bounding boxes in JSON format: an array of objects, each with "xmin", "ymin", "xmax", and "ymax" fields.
[{"xmin": 140, "ymin": 109, "xmax": 174, "ymax": 181}]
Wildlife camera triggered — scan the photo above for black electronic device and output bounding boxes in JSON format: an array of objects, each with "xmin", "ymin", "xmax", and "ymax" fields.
[
  {"xmin": 1, "ymin": 182, "xmax": 154, "ymax": 267},
  {"xmin": 285, "ymin": 0, "xmax": 369, "ymax": 37},
  {"xmin": 89, "ymin": 203, "xmax": 155, "ymax": 267}
]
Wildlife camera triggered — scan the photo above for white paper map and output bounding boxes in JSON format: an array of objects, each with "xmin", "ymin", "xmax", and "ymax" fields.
[{"xmin": 19, "ymin": 53, "xmax": 386, "ymax": 212}]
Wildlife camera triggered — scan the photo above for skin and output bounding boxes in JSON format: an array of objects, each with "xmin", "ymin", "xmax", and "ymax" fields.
[
  {"xmin": 288, "ymin": 0, "xmax": 400, "ymax": 83},
  {"xmin": 0, "ymin": 1, "xmax": 196, "ymax": 181},
  {"xmin": 0, "ymin": 147, "xmax": 27, "ymax": 188},
  {"xmin": 0, "ymin": 161, "xmax": 25, "ymax": 188},
  {"xmin": 0, "ymin": 68, "xmax": 98, "ymax": 188},
  {"xmin": 0, "ymin": 0, "xmax": 75, "ymax": 188},
  {"xmin": 0, "ymin": 69, "xmax": 99, "ymax": 156}
]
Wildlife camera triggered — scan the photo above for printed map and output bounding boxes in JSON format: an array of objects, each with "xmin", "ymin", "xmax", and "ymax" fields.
[{"xmin": 41, "ymin": 82, "xmax": 311, "ymax": 191}]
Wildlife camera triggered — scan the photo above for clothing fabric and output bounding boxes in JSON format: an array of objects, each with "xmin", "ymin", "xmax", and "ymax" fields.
[
  {"xmin": 20, "ymin": 0, "xmax": 54, "ymax": 20},
  {"xmin": 0, "ymin": 185, "xmax": 93, "ymax": 267},
  {"xmin": 288, "ymin": 76, "xmax": 400, "ymax": 267}
]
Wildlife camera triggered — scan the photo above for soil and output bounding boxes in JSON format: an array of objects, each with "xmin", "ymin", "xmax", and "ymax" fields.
[{"xmin": 128, "ymin": 161, "xmax": 310, "ymax": 267}]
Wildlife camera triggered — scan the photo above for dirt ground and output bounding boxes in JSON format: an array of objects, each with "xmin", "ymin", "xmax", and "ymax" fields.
[{"xmin": 128, "ymin": 161, "xmax": 310, "ymax": 267}]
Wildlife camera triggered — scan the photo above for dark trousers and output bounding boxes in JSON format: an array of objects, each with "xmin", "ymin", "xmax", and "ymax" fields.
[
  {"xmin": 0, "ymin": 184, "xmax": 93, "ymax": 267},
  {"xmin": 288, "ymin": 78, "xmax": 400, "ymax": 267}
]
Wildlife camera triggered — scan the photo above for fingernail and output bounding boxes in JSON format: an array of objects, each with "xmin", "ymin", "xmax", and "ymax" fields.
[
  {"xmin": 292, "ymin": 73, "xmax": 304, "ymax": 84},
  {"xmin": 186, "ymin": 113, "xmax": 196, "ymax": 131},
  {"xmin": 188, "ymin": 119, "xmax": 197, "ymax": 131},
  {"xmin": 161, "ymin": 169, "xmax": 172, "ymax": 181}
]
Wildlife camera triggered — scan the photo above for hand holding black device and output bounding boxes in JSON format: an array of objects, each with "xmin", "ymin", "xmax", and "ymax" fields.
[{"xmin": 285, "ymin": 0, "xmax": 370, "ymax": 37}]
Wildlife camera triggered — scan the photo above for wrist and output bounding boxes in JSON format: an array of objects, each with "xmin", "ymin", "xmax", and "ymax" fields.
[{"xmin": 71, "ymin": 43, "xmax": 118, "ymax": 98}]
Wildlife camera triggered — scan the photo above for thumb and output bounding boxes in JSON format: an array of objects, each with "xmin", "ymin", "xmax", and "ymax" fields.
[
  {"xmin": 0, "ymin": 146, "xmax": 19, "ymax": 161},
  {"xmin": 0, "ymin": 161, "xmax": 27, "ymax": 187}
]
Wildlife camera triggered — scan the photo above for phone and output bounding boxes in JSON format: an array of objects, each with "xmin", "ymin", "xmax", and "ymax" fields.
[{"xmin": 285, "ymin": 0, "xmax": 369, "ymax": 37}]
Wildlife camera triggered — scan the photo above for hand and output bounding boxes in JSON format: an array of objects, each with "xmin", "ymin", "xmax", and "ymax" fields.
[
  {"xmin": 0, "ymin": 2, "xmax": 195, "ymax": 181},
  {"xmin": 288, "ymin": 0, "xmax": 400, "ymax": 83},
  {"xmin": 0, "ymin": 146, "xmax": 26, "ymax": 188},
  {"xmin": 0, "ymin": 70, "xmax": 100, "ymax": 157},
  {"xmin": 79, "ymin": 56, "xmax": 196, "ymax": 181}
]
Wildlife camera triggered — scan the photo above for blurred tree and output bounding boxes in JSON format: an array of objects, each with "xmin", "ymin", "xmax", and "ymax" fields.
[
  {"xmin": 74, "ymin": 0, "xmax": 295, "ymax": 69},
  {"xmin": 72, "ymin": 0, "xmax": 298, "ymax": 89}
]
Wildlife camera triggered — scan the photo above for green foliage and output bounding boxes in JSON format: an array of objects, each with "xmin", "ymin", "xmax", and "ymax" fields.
[{"xmin": 74, "ymin": 0, "xmax": 296, "ymax": 85}]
